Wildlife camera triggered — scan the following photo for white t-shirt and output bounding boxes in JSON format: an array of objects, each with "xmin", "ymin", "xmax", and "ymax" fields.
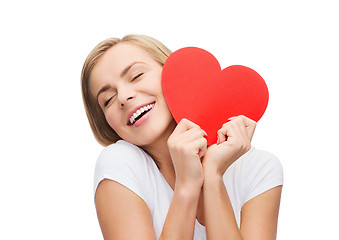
[{"xmin": 94, "ymin": 140, "xmax": 283, "ymax": 239}]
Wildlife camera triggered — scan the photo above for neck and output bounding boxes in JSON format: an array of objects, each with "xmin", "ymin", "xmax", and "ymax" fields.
[{"xmin": 141, "ymin": 120, "xmax": 177, "ymax": 189}]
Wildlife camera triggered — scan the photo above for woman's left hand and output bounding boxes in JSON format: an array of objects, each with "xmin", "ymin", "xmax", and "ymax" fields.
[{"xmin": 202, "ymin": 115, "xmax": 256, "ymax": 177}]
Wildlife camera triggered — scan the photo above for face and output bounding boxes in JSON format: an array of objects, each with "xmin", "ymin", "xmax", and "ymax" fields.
[{"xmin": 89, "ymin": 43, "xmax": 176, "ymax": 147}]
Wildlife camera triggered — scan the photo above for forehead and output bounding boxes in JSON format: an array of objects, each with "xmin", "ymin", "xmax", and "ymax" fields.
[{"xmin": 89, "ymin": 42, "xmax": 155, "ymax": 96}]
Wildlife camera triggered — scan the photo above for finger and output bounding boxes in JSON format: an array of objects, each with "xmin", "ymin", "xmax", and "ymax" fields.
[
  {"xmin": 234, "ymin": 117, "xmax": 251, "ymax": 142},
  {"xmin": 238, "ymin": 115, "xmax": 257, "ymax": 140},
  {"xmin": 171, "ymin": 118, "xmax": 202, "ymax": 137},
  {"xmin": 217, "ymin": 129, "xmax": 227, "ymax": 144},
  {"xmin": 227, "ymin": 117, "xmax": 253, "ymax": 152},
  {"xmin": 176, "ymin": 127, "xmax": 207, "ymax": 144},
  {"xmin": 227, "ymin": 115, "xmax": 256, "ymax": 141},
  {"xmin": 218, "ymin": 118, "xmax": 247, "ymax": 145},
  {"xmin": 245, "ymin": 123, "xmax": 256, "ymax": 141},
  {"xmin": 217, "ymin": 121, "xmax": 235, "ymax": 144},
  {"xmin": 176, "ymin": 135, "xmax": 207, "ymax": 158},
  {"xmin": 238, "ymin": 115, "xmax": 256, "ymax": 126},
  {"xmin": 191, "ymin": 137, "xmax": 207, "ymax": 159}
]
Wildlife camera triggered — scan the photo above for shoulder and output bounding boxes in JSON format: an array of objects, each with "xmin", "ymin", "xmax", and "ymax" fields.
[
  {"xmin": 242, "ymin": 147, "xmax": 282, "ymax": 175},
  {"xmin": 229, "ymin": 147, "xmax": 283, "ymax": 178},
  {"xmin": 95, "ymin": 140, "xmax": 159, "ymax": 177},
  {"xmin": 94, "ymin": 140, "xmax": 155, "ymax": 201},
  {"xmin": 232, "ymin": 147, "xmax": 284, "ymax": 204},
  {"xmin": 94, "ymin": 142, "xmax": 157, "ymax": 239},
  {"xmin": 240, "ymin": 147, "xmax": 282, "ymax": 172},
  {"xmin": 98, "ymin": 140, "xmax": 145, "ymax": 160}
]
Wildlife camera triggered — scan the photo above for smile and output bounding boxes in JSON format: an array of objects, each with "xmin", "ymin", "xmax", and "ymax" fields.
[{"xmin": 128, "ymin": 102, "xmax": 155, "ymax": 125}]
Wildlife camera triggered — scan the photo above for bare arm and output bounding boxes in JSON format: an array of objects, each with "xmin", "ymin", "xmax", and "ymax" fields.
[
  {"xmin": 95, "ymin": 179, "xmax": 156, "ymax": 240},
  {"xmin": 161, "ymin": 118, "xmax": 207, "ymax": 239},
  {"xmin": 202, "ymin": 116, "xmax": 282, "ymax": 239},
  {"xmin": 203, "ymin": 173, "xmax": 243, "ymax": 240},
  {"xmin": 240, "ymin": 186, "xmax": 282, "ymax": 240},
  {"xmin": 95, "ymin": 179, "xmax": 201, "ymax": 240},
  {"xmin": 95, "ymin": 119, "xmax": 207, "ymax": 239},
  {"xmin": 203, "ymin": 174, "xmax": 282, "ymax": 240},
  {"xmin": 159, "ymin": 185, "xmax": 200, "ymax": 239}
]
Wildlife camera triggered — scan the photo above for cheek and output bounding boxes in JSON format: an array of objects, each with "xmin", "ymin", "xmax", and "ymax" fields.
[
  {"xmin": 144, "ymin": 71, "xmax": 163, "ymax": 93},
  {"xmin": 105, "ymin": 110, "xmax": 122, "ymax": 133}
]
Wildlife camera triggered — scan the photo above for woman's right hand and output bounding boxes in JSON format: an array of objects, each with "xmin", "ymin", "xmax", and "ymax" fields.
[{"xmin": 167, "ymin": 118, "xmax": 207, "ymax": 192}]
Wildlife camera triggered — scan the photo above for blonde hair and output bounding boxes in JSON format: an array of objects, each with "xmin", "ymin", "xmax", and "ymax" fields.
[{"xmin": 81, "ymin": 35, "xmax": 172, "ymax": 146}]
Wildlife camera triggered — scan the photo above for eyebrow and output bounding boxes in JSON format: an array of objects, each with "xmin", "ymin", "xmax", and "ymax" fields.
[
  {"xmin": 96, "ymin": 85, "xmax": 111, "ymax": 102},
  {"xmin": 120, "ymin": 61, "xmax": 144, "ymax": 78},
  {"xmin": 96, "ymin": 61, "xmax": 144, "ymax": 101}
]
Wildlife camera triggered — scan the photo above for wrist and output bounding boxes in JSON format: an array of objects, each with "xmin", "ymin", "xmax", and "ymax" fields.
[
  {"xmin": 203, "ymin": 170, "xmax": 224, "ymax": 186},
  {"xmin": 203, "ymin": 163, "xmax": 229, "ymax": 179},
  {"xmin": 174, "ymin": 182, "xmax": 202, "ymax": 201}
]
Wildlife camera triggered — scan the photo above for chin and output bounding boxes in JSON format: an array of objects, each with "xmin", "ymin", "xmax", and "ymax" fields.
[
  {"xmin": 130, "ymin": 130, "xmax": 163, "ymax": 147},
  {"xmin": 131, "ymin": 120, "xmax": 176, "ymax": 148}
]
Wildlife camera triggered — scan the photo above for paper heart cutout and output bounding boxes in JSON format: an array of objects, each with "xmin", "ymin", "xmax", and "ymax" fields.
[{"xmin": 161, "ymin": 47, "xmax": 269, "ymax": 145}]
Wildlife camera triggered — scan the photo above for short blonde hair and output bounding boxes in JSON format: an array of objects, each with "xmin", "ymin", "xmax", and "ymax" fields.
[{"xmin": 81, "ymin": 35, "xmax": 172, "ymax": 146}]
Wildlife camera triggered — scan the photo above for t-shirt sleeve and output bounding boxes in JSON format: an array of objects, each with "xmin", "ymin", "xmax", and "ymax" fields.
[
  {"xmin": 242, "ymin": 148, "xmax": 284, "ymax": 204},
  {"xmin": 93, "ymin": 141, "xmax": 148, "ymax": 204}
]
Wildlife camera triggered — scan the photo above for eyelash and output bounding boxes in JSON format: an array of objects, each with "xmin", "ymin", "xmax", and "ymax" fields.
[
  {"xmin": 132, "ymin": 73, "xmax": 143, "ymax": 81},
  {"xmin": 103, "ymin": 73, "xmax": 144, "ymax": 107},
  {"xmin": 104, "ymin": 97, "xmax": 113, "ymax": 107}
]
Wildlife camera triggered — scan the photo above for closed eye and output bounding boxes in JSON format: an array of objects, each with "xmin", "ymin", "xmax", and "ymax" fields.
[
  {"xmin": 132, "ymin": 73, "xmax": 143, "ymax": 81},
  {"xmin": 104, "ymin": 94, "xmax": 116, "ymax": 107},
  {"xmin": 104, "ymin": 97, "xmax": 113, "ymax": 107}
]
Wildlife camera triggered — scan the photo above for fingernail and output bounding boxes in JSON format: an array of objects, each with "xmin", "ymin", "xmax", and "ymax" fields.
[
  {"xmin": 228, "ymin": 116, "xmax": 237, "ymax": 121},
  {"xmin": 202, "ymin": 130, "xmax": 208, "ymax": 136}
]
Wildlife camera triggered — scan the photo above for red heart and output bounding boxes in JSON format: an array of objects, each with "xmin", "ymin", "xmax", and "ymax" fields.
[{"xmin": 161, "ymin": 47, "xmax": 269, "ymax": 145}]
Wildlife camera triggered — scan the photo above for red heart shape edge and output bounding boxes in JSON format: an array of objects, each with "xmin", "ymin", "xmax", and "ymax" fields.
[{"xmin": 162, "ymin": 47, "xmax": 269, "ymax": 145}]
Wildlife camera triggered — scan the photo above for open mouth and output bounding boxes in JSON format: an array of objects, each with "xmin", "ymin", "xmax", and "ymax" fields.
[{"xmin": 128, "ymin": 102, "xmax": 155, "ymax": 125}]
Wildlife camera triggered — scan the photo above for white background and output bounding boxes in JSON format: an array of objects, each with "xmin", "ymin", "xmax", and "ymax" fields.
[{"xmin": 1, "ymin": 0, "xmax": 338, "ymax": 239}]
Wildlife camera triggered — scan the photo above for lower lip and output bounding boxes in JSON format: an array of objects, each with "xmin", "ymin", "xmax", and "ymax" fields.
[{"xmin": 131, "ymin": 104, "xmax": 155, "ymax": 127}]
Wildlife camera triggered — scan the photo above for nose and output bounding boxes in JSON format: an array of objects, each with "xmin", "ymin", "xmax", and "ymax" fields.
[
  {"xmin": 117, "ymin": 85, "xmax": 135, "ymax": 108},
  {"xmin": 119, "ymin": 96, "xmax": 133, "ymax": 107}
]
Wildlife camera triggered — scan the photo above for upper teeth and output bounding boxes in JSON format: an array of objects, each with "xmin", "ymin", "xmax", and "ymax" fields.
[{"xmin": 129, "ymin": 103, "xmax": 154, "ymax": 124}]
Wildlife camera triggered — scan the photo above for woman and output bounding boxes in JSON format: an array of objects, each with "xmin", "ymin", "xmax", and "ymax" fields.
[{"xmin": 81, "ymin": 35, "xmax": 283, "ymax": 240}]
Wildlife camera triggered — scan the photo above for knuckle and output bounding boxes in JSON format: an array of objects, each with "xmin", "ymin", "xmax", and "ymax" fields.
[
  {"xmin": 235, "ymin": 117, "xmax": 242, "ymax": 123},
  {"xmin": 194, "ymin": 125, "xmax": 201, "ymax": 131},
  {"xmin": 178, "ymin": 118, "xmax": 188, "ymax": 125},
  {"xmin": 217, "ymin": 129, "xmax": 225, "ymax": 135},
  {"xmin": 199, "ymin": 130, "xmax": 205, "ymax": 137}
]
